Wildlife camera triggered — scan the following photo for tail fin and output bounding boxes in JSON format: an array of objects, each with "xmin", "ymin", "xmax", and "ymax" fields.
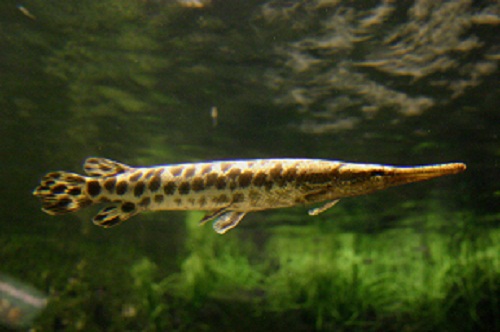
[{"xmin": 33, "ymin": 172, "xmax": 92, "ymax": 215}]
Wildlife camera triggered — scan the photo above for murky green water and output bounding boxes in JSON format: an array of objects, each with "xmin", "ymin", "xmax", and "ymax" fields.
[{"xmin": 1, "ymin": 1, "xmax": 498, "ymax": 331}]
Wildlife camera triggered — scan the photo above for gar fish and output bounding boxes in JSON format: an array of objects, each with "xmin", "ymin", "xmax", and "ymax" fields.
[{"xmin": 33, "ymin": 158, "xmax": 466, "ymax": 234}]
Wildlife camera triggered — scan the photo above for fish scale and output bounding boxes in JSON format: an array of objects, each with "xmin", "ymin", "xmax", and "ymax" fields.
[
  {"xmin": 33, "ymin": 157, "xmax": 466, "ymax": 234},
  {"xmin": 102, "ymin": 159, "xmax": 326, "ymax": 212}
]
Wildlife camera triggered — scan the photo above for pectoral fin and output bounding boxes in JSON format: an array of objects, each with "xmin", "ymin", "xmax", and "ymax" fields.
[
  {"xmin": 213, "ymin": 211, "xmax": 247, "ymax": 234},
  {"xmin": 199, "ymin": 208, "xmax": 228, "ymax": 225},
  {"xmin": 308, "ymin": 200, "xmax": 340, "ymax": 216}
]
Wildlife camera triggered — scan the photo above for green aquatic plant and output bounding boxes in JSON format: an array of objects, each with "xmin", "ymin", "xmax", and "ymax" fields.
[
  {"xmin": 1, "ymin": 206, "xmax": 497, "ymax": 331},
  {"xmin": 258, "ymin": 209, "xmax": 500, "ymax": 331},
  {"xmin": 129, "ymin": 258, "xmax": 179, "ymax": 331},
  {"xmin": 174, "ymin": 212, "xmax": 262, "ymax": 304},
  {"xmin": 263, "ymin": 227, "xmax": 389, "ymax": 330},
  {"xmin": 439, "ymin": 234, "xmax": 500, "ymax": 331}
]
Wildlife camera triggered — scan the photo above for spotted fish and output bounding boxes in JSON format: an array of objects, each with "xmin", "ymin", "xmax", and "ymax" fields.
[{"xmin": 33, "ymin": 158, "xmax": 466, "ymax": 234}]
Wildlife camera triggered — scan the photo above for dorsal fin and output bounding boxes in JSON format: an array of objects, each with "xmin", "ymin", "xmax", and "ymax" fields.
[{"xmin": 83, "ymin": 157, "xmax": 131, "ymax": 177}]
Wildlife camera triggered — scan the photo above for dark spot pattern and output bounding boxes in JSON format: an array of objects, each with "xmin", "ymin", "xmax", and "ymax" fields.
[
  {"xmin": 220, "ymin": 163, "xmax": 232, "ymax": 172},
  {"xmin": 270, "ymin": 163, "xmax": 283, "ymax": 177},
  {"xmin": 174, "ymin": 198, "xmax": 182, "ymax": 206},
  {"xmin": 227, "ymin": 170, "xmax": 241, "ymax": 190},
  {"xmin": 94, "ymin": 213, "xmax": 106, "ymax": 222},
  {"xmin": 54, "ymin": 198, "xmax": 71, "ymax": 210},
  {"xmin": 205, "ymin": 173, "xmax": 218, "ymax": 188},
  {"xmin": 305, "ymin": 173, "xmax": 331, "ymax": 184},
  {"xmin": 232, "ymin": 193, "xmax": 245, "ymax": 203},
  {"xmin": 164, "ymin": 181, "xmax": 177, "ymax": 195},
  {"xmin": 144, "ymin": 169, "xmax": 155, "ymax": 180},
  {"xmin": 283, "ymin": 165, "xmax": 298, "ymax": 183},
  {"xmin": 139, "ymin": 197, "xmax": 151, "ymax": 207},
  {"xmin": 121, "ymin": 202, "xmax": 135, "ymax": 212},
  {"xmin": 46, "ymin": 172, "xmax": 61, "ymax": 180},
  {"xmin": 227, "ymin": 168, "xmax": 241, "ymax": 180},
  {"xmin": 200, "ymin": 165, "xmax": 212, "ymax": 175},
  {"xmin": 178, "ymin": 182, "xmax": 191, "ymax": 195},
  {"xmin": 252, "ymin": 172, "xmax": 267, "ymax": 187},
  {"xmin": 213, "ymin": 194, "xmax": 229, "ymax": 204},
  {"xmin": 216, "ymin": 176, "xmax": 227, "ymax": 190},
  {"xmin": 238, "ymin": 171, "xmax": 253, "ymax": 188},
  {"xmin": 134, "ymin": 182, "xmax": 145, "ymax": 197},
  {"xmin": 103, "ymin": 206, "xmax": 115, "ymax": 213},
  {"xmin": 52, "ymin": 184, "xmax": 67, "ymax": 194},
  {"xmin": 198, "ymin": 196, "xmax": 207, "ymax": 207},
  {"xmin": 116, "ymin": 181, "xmax": 128, "ymax": 195},
  {"xmin": 66, "ymin": 175, "xmax": 85, "ymax": 183},
  {"xmin": 188, "ymin": 198, "xmax": 195, "ymax": 205},
  {"xmin": 270, "ymin": 163, "xmax": 285, "ymax": 186},
  {"xmin": 169, "ymin": 166, "xmax": 184, "ymax": 177},
  {"xmin": 104, "ymin": 178, "xmax": 116, "ymax": 192},
  {"xmin": 68, "ymin": 187, "xmax": 82, "ymax": 196},
  {"xmin": 154, "ymin": 195, "xmax": 164, "ymax": 203},
  {"xmin": 129, "ymin": 171, "xmax": 143, "ymax": 182},
  {"xmin": 87, "ymin": 181, "xmax": 101, "ymax": 197},
  {"xmin": 370, "ymin": 170, "xmax": 385, "ymax": 177},
  {"xmin": 294, "ymin": 170, "xmax": 307, "ymax": 185},
  {"xmin": 184, "ymin": 166, "xmax": 196, "ymax": 178},
  {"xmin": 148, "ymin": 175, "xmax": 161, "ymax": 192},
  {"xmin": 191, "ymin": 177, "xmax": 205, "ymax": 192},
  {"xmin": 100, "ymin": 165, "xmax": 112, "ymax": 172},
  {"xmin": 101, "ymin": 216, "xmax": 121, "ymax": 227}
]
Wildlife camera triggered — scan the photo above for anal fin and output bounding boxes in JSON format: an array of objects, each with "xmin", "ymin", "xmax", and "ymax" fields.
[
  {"xmin": 213, "ymin": 211, "xmax": 247, "ymax": 234},
  {"xmin": 93, "ymin": 203, "xmax": 138, "ymax": 228},
  {"xmin": 308, "ymin": 200, "xmax": 340, "ymax": 216}
]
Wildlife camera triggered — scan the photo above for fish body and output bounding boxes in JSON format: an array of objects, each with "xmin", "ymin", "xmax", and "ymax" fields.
[{"xmin": 33, "ymin": 158, "xmax": 466, "ymax": 234}]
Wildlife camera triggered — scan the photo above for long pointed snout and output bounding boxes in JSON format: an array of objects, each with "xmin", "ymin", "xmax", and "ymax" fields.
[
  {"xmin": 383, "ymin": 163, "xmax": 466, "ymax": 187},
  {"xmin": 334, "ymin": 162, "xmax": 466, "ymax": 198}
]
